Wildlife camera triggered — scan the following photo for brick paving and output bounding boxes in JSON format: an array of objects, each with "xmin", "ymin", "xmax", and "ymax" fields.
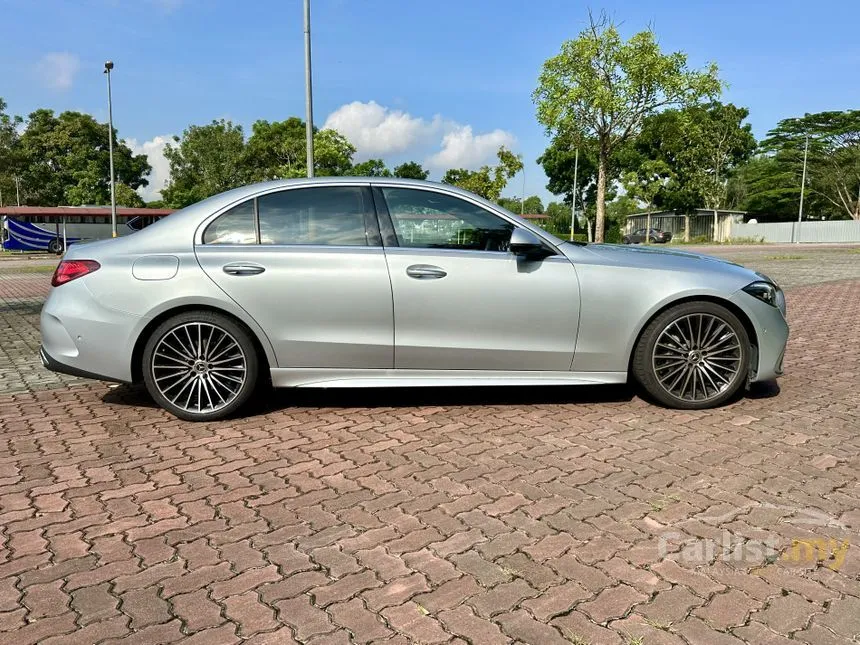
[{"xmin": 0, "ymin": 248, "xmax": 858, "ymax": 643}]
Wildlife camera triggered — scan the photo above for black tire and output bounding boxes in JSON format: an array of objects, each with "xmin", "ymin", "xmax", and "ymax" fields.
[
  {"xmin": 622, "ymin": 237, "xmax": 631, "ymax": 244},
  {"xmin": 631, "ymin": 301, "xmax": 750, "ymax": 409},
  {"xmin": 48, "ymin": 238, "xmax": 62, "ymax": 254},
  {"xmin": 142, "ymin": 310, "xmax": 258, "ymax": 421}
]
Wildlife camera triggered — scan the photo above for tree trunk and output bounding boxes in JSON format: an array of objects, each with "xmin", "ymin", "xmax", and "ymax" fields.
[{"xmin": 595, "ymin": 146, "xmax": 607, "ymax": 243}]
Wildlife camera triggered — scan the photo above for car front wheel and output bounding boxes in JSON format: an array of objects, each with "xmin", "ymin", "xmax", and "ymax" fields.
[
  {"xmin": 632, "ymin": 301, "xmax": 750, "ymax": 409},
  {"xmin": 142, "ymin": 311, "xmax": 258, "ymax": 421}
]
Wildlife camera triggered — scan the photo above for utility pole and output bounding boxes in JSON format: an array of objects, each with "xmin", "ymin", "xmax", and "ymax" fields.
[
  {"xmin": 520, "ymin": 166, "xmax": 525, "ymax": 216},
  {"xmin": 15, "ymin": 176, "xmax": 21, "ymax": 205},
  {"xmin": 796, "ymin": 134, "xmax": 809, "ymax": 244},
  {"xmin": 570, "ymin": 147, "xmax": 579, "ymax": 240},
  {"xmin": 303, "ymin": 0, "xmax": 315, "ymax": 178},
  {"xmin": 104, "ymin": 61, "xmax": 117, "ymax": 237}
]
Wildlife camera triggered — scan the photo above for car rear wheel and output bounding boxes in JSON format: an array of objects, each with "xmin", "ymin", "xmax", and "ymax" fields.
[
  {"xmin": 632, "ymin": 301, "xmax": 750, "ymax": 409},
  {"xmin": 142, "ymin": 311, "xmax": 258, "ymax": 421}
]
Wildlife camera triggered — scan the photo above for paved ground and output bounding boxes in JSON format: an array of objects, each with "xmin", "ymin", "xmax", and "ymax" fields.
[{"xmin": 0, "ymin": 246, "xmax": 858, "ymax": 644}]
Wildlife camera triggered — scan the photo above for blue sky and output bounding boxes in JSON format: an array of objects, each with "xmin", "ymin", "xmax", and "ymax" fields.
[{"xmin": 2, "ymin": 0, "xmax": 859, "ymax": 203}]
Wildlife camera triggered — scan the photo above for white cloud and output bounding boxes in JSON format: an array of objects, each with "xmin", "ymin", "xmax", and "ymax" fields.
[
  {"xmin": 323, "ymin": 101, "xmax": 516, "ymax": 171},
  {"xmin": 36, "ymin": 52, "xmax": 80, "ymax": 91},
  {"xmin": 426, "ymin": 126, "xmax": 517, "ymax": 170},
  {"xmin": 128, "ymin": 135, "xmax": 173, "ymax": 202},
  {"xmin": 323, "ymin": 101, "xmax": 442, "ymax": 158}
]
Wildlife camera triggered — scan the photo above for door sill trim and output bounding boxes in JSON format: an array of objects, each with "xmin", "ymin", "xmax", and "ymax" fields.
[{"xmin": 269, "ymin": 368, "xmax": 627, "ymax": 388}]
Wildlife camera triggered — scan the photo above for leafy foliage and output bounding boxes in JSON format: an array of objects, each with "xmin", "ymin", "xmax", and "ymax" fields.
[
  {"xmin": 497, "ymin": 195, "xmax": 544, "ymax": 214},
  {"xmin": 393, "ymin": 161, "xmax": 429, "ymax": 180},
  {"xmin": 162, "ymin": 119, "xmax": 247, "ymax": 208},
  {"xmin": 757, "ymin": 111, "xmax": 860, "ymax": 220},
  {"xmin": 625, "ymin": 102, "xmax": 756, "ymax": 212},
  {"xmin": 12, "ymin": 108, "xmax": 150, "ymax": 206},
  {"xmin": 243, "ymin": 117, "xmax": 309, "ymax": 181},
  {"xmin": 533, "ymin": 11, "xmax": 721, "ymax": 240},
  {"xmin": 348, "ymin": 158, "xmax": 392, "ymax": 177},
  {"xmin": 441, "ymin": 147, "xmax": 523, "ymax": 201}
]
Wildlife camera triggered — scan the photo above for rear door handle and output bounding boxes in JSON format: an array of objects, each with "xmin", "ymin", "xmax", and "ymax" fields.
[
  {"xmin": 406, "ymin": 264, "xmax": 447, "ymax": 279},
  {"xmin": 223, "ymin": 262, "xmax": 266, "ymax": 276}
]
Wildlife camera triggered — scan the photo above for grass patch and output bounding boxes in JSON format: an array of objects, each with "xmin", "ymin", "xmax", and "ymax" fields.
[
  {"xmin": 763, "ymin": 254, "xmax": 806, "ymax": 260},
  {"xmin": 0, "ymin": 264, "xmax": 57, "ymax": 274}
]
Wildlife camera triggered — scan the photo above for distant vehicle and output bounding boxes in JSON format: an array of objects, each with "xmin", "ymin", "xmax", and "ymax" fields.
[
  {"xmin": 1, "ymin": 207, "xmax": 173, "ymax": 253},
  {"xmin": 41, "ymin": 178, "xmax": 787, "ymax": 421},
  {"xmin": 623, "ymin": 228, "xmax": 673, "ymax": 244}
]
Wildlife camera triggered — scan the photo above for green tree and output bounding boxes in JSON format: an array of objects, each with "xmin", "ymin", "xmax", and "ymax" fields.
[
  {"xmin": 730, "ymin": 156, "xmax": 800, "ymax": 219},
  {"xmin": 0, "ymin": 98, "xmax": 24, "ymax": 205},
  {"xmin": 759, "ymin": 111, "xmax": 860, "ymax": 220},
  {"xmin": 114, "ymin": 183, "xmax": 146, "ymax": 208},
  {"xmin": 545, "ymin": 201, "xmax": 572, "ymax": 235},
  {"xmin": 627, "ymin": 102, "xmax": 756, "ymax": 212},
  {"xmin": 161, "ymin": 119, "xmax": 247, "ymax": 208},
  {"xmin": 348, "ymin": 158, "xmax": 391, "ymax": 177},
  {"xmin": 393, "ymin": 161, "xmax": 429, "ymax": 180},
  {"xmin": 312, "ymin": 129, "xmax": 356, "ymax": 177},
  {"xmin": 16, "ymin": 109, "xmax": 150, "ymax": 206},
  {"xmin": 497, "ymin": 195, "xmax": 545, "ymax": 214},
  {"xmin": 441, "ymin": 147, "xmax": 524, "ymax": 201},
  {"xmin": 621, "ymin": 159, "xmax": 673, "ymax": 213},
  {"xmin": 244, "ymin": 117, "xmax": 308, "ymax": 181},
  {"xmin": 533, "ymin": 12, "xmax": 721, "ymax": 241},
  {"xmin": 537, "ymin": 132, "xmax": 604, "ymax": 213}
]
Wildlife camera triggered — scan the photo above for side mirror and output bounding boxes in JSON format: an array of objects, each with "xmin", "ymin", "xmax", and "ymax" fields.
[{"xmin": 509, "ymin": 228, "xmax": 549, "ymax": 258}]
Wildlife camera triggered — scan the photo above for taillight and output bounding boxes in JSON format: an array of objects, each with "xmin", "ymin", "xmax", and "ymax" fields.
[{"xmin": 51, "ymin": 260, "xmax": 101, "ymax": 287}]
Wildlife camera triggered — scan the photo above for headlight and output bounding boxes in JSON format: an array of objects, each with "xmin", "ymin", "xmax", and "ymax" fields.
[{"xmin": 743, "ymin": 281, "xmax": 786, "ymax": 315}]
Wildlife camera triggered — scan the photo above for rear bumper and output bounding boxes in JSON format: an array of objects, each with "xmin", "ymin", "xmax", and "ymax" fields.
[
  {"xmin": 40, "ymin": 345, "xmax": 126, "ymax": 383},
  {"xmin": 40, "ymin": 278, "xmax": 140, "ymax": 383}
]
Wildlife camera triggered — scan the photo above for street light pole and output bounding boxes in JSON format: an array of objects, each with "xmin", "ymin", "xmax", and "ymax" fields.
[
  {"xmin": 104, "ymin": 61, "xmax": 117, "ymax": 238},
  {"xmin": 520, "ymin": 166, "xmax": 525, "ymax": 216},
  {"xmin": 570, "ymin": 147, "xmax": 579, "ymax": 240},
  {"xmin": 795, "ymin": 134, "xmax": 809, "ymax": 244},
  {"xmin": 303, "ymin": 0, "xmax": 315, "ymax": 178}
]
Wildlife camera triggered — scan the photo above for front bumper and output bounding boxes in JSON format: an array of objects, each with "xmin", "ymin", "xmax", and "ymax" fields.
[{"xmin": 730, "ymin": 289, "xmax": 789, "ymax": 382}]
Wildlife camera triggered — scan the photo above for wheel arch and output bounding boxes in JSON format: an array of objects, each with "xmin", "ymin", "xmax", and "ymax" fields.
[
  {"xmin": 130, "ymin": 304, "xmax": 273, "ymax": 383},
  {"xmin": 626, "ymin": 294, "xmax": 759, "ymax": 376}
]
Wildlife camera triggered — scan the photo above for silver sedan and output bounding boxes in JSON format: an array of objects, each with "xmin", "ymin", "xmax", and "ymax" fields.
[{"xmin": 41, "ymin": 178, "xmax": 788, "ymax": 421}]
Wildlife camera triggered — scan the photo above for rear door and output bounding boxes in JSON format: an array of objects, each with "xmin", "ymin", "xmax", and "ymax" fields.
[{"xmin": 195, "ymin": 185, "xmax": 393, "ymax": 369}]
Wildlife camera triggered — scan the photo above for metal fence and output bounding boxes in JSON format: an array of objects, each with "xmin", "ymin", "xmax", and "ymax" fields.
[
  {"xmin": 731, "ymin": 220, "xmax": 860, "ymax": 243},
  {"xmin": 626, "ymin": 213, "xmax": 728, "ymax": 242}
]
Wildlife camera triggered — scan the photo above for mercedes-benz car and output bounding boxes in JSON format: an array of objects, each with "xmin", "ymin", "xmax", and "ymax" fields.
[{"xmin": 40, "ymin": 178, "xmax": 788, "ymax": 421}]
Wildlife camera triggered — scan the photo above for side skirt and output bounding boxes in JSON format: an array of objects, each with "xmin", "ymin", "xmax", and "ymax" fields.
[{"xmin": 269, "ymin": 368, "xmax": 628, "ymax": 388}]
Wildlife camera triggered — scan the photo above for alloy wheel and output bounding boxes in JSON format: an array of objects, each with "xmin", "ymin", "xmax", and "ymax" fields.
[
  {"xmin": 150, "ymin": 322, "xmax": 247, "ymax": 414},
  {"xmin": 651, "ymin": 313, "xmax": 742, "ymax": 402}
]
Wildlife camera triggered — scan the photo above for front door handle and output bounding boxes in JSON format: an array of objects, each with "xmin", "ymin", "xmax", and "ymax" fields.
[
  {"xmin": 406, "ymin": 264, "xmax": 447, "ymax": 279},
  {"xmin": 223, "ymin": 262, "xmax": 266, "ymax": 276}
]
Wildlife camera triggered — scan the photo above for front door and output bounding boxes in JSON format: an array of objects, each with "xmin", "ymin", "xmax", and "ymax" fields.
[
  {"xmin": 195, "ymin": 186, "xmax": 393, "ymax": 369},
  {"xmin": 375, "ymin": 186, "xmax": 580, "ymax": 371}
]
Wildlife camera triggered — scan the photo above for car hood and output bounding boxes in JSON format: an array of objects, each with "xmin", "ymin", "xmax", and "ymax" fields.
[{"xmin": 562, "ymin": 242, "xmax": 771, "ymax": 286}]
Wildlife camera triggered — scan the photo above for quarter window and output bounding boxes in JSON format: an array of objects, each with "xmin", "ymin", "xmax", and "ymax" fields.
[
  {"xmin": 257, "ymin": 187, "xmax": 368, "ymax": 246},
  {"xmin": 382, "ymin": 188, "xmax": 514, "ymax": 252},
  {"xmin": 202, "ymin": 201, "xmax": 257, "ymax": 245}
]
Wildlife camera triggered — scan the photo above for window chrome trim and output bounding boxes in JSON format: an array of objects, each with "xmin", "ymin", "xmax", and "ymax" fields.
[{"xmin": 195, "ymin": 184, "xmax": 376, "ymax": 248}]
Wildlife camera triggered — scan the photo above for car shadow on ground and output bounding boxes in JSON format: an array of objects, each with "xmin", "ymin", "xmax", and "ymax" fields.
[{"xmin": 101, "ymin": 382, "xmax": 640, "ymax": 415}]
